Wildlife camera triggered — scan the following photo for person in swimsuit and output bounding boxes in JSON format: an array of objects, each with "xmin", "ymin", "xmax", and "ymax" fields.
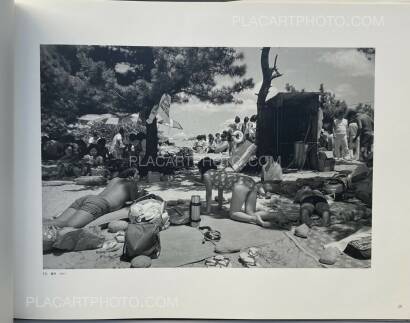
[
  {"xmin": 43, "ymin": 177, "xmax": 140, "ymax": 252},
  {"xmin": 48, "ymin": 177, "xmax": 139, "ymax": 228},
  {"xmin": 294, "ymin": 186, "xmax": 330, "ymax": 227},
  {"xmin": 198, "ymin": 158, "xmax": 281, "ymax": 227}
]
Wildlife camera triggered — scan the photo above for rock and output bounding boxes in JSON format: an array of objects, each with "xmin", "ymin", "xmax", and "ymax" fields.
[
  {"xmin": 319, "ymin": 246, "xmax": 341, "ymax": 265},
  {"xmin": 294, "ymin": 223, "xmax": 310, "ymax": 238},
  {"xmin": 214, "ymin": 242, "xmax": 240, "ymax": 254},
  {"xmin": 131, "ymin": 255, "xmax": 152, "ymax": 268},
  {"xmin": 108, "ymin": 220, "xmax": 128, "ymax": 233}
]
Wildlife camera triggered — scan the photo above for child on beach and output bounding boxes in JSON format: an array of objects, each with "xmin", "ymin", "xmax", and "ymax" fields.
[{"xmin": 333, "ymin": 110, "xmax": 349, "ymax": 159}]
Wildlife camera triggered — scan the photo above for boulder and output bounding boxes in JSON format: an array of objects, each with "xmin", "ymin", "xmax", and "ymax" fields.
[
  {"xmin": 131, "ymin": 255, "xmax": 152, "ymax": 268},
  {"xmin": 294, "ymin": 223, "xmax": 310, "ymax": 239},
  {"xmin": 319, "ymin": 246, "xmax": 341, "ymax": 265}
]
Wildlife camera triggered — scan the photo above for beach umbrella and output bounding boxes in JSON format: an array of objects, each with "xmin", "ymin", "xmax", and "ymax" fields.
[{"xmin": 77, "ymin": 113, "xmax": 145, "ymax": 140}]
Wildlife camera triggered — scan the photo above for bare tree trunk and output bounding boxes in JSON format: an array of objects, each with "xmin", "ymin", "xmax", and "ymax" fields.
[
  {"xmin": 141, "ymin": 105, "xmax": 158, "ymax": 168},
  {"xmin": 257, "ymin": 48, "xmax": 282, "ymax": 112},
  {"xmin": 257, "ymin": 47, "xmax": 272, "ymax": 113},
  {"xmin": 256, "ymin": 47, "xmax": 282, "ymax": 150},
  {"xmin": 145, "ymin": 117, "xmax": 158, "ymax": 160}
]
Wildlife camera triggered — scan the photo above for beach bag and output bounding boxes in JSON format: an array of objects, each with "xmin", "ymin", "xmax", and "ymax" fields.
[
  {"xmin": 317, "ymin": 150, "xmax": 335, "ymax": 172},
  {"xmin": 123, "ymin": 222, "xmax": 161, "ymax": 260},
  {"xmin": 262, "ymin": 157, "xmax": 283, "ymax": 182},
  {"xmin": 129, "ymin": 195, "xmax": 169, "ymax": 230}
]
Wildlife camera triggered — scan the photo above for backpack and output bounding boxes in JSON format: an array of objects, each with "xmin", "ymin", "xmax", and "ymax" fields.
[{"xmin": 123, "ymin": 222, "xmax": 161, "ymax": 260}]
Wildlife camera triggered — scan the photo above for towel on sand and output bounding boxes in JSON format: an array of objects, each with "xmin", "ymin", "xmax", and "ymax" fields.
[{"xmin": 151, "ymin": 225, "xmax": 215, "ymax": 267}]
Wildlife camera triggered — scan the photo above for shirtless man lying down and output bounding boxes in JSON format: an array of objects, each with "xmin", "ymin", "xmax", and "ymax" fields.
[{"xmin": 43, "ymin": 177, "xmax": 139, "ymax": 252}]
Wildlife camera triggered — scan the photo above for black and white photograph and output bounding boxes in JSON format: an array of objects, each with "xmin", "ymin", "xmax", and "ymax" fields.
[{"xmin": 41, "ymin": 45, "xmax": 374, "ymax": 269}]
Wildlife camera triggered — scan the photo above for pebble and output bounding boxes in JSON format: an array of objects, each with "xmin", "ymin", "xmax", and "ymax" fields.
[
  {"xmin": 130, "ymin": 255, "xmax": 152, "ymax": 268},
  {"xmin": 108, "ymin": 220, "xmax": 128, "ymax": 233}
]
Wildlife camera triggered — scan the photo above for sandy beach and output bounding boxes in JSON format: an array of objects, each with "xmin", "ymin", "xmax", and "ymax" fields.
[{"xmin": 43, "ymin": 155, "xmax": 371, "ymax": 269}]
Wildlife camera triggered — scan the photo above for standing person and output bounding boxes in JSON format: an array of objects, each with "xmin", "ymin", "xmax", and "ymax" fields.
[
  {"xmin": 333, "ymin": 110, "xmax": 349, "ymax": 159},
  {"xmin": 207, "ymin": 134, "xmax": 216, "ymax": 153},
  {"xmin": 247, "ymin": 115, "xmax": 257, "ymax": 143},
  {"xmin": 134, "ymin": 132, "xmax": 147, "ymax": 161},
  {"xmin": 233, "ymin": 116, "xmax": 242, "ymax": 132},
  {"xmin": 348, "ymin": 117, "xmax": 360, "ymax": 160},
  {"xmin": 214, "ymin": 133, "xmax": 222, "ymax": 145},
  {"xmin": 110, "ymin": 127, "xmax": 125, "ymax": 159},
  {"xmin": 355, "ymin": 112, "xmax": 374, "ymax": 161},
  {"xmin": 227, "ymin": 129, "xmax": 234, "ymax": 155},
  {"xmin": 242, "ymin": 116, "xmax": 250, "ymax": 136}
]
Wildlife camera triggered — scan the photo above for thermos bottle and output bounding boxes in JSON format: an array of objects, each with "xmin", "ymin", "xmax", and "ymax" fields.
[{"xmin": 190, "ymin": 195, "xmax": 201, "ymax": 225}]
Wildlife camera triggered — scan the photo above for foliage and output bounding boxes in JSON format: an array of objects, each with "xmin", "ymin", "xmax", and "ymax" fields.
[
  {"xmin": 355, "ymin": 103, "xmax": 374, "ymax": 119},
  {"xmin": 41, "ymin": 45, "xmax": 254, "ymax": 157},
  {"xmin": 319, "ymin": 84, "xmax": 348, "ymax": 129},
  {"xmin": 357, "ymin": 48, "xmax": 375, "ymax": 61}
]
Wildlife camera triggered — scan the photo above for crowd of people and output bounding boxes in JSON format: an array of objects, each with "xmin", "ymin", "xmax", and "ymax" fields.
[
  {"xmin": 192, "ymin": 115, "xmax": 257, "ymax": 155},
  {"xmin": 320, "ymin": 109, "xmax": 374, "ymax": 162},
  {"xmin": 42, "ymin": 128, "xmax": 147, "ymax": 179}
]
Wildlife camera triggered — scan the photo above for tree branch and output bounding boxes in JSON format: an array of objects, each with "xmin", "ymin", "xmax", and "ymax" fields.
[{"xmin": 257, "ymin": 48, "xmax": 282, "ymax": 111}]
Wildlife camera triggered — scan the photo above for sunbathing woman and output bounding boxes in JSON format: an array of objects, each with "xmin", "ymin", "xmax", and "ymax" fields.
[
  {"xmin": 198, "ymin": 157, "xmax": 282, "ymax": 228},
  {"xmin": 43, "ymin": 177, "xmax": 139, "ymax": 252}
]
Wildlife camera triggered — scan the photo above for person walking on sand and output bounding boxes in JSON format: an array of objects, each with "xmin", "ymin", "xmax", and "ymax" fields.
[{"xmin": 333, "ymin": 110, "xmax": 349, "ymax": 159}]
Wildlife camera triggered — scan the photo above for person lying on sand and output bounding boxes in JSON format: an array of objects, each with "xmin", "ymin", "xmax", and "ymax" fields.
[
  {"xmin": 294, "ymin": 186, "xmax": 330, "ymax": 227},
  {"xmin": 229, "ymin": 178, "xmax": 282, "ymax": 228},
  {"xmin": 198, "ymin": 157, "xmax": 283, "ymax": 228},
  {"xmin": 43, "ymin": 177, "xmax": 139, "ymax": 252}
]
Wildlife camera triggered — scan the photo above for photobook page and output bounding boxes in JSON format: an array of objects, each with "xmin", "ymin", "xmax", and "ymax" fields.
[
  {"xmin": 13, "ymin": 0, "xmax": 410, "ymax": 319},
  {"xmin": 0, "ymin": 0, "xmax": 14, "ymax": 321}
]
